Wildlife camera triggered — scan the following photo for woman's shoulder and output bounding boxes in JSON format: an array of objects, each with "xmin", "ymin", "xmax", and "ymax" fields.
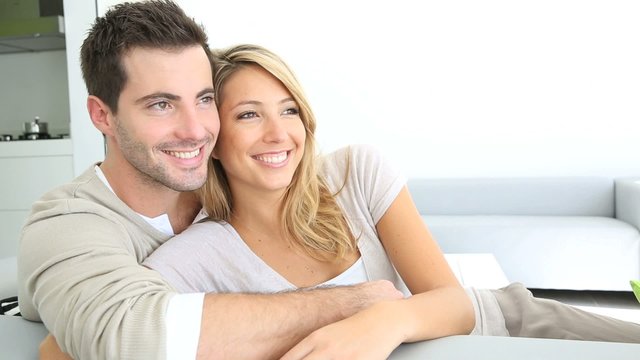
[
  {"xmin": 320, "ymin": 144, "xmax": 384, "ymax": 175},
  {"xmin": 322, "ymin": 144, "xmax": 382, "ymax": 163},
  {"xmin": 319, "ymin": 144, "xmax": 394, "ymax": 195}
]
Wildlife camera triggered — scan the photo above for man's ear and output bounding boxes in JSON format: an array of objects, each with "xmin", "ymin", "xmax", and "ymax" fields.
[
  {"xmin": 211, "ymin": 147, "xmax": 220, "ymax": 160},
  {"xmin": 87, "ymin": 95, "xmax": 116, "ymax": 136}
]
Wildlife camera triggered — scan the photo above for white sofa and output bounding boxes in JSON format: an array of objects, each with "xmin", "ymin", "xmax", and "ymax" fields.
[{"xmin": 408, "ymin": 177, "xmax": 640, "ymax": 291}]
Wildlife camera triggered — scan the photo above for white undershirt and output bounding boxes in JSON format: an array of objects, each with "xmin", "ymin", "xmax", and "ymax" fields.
[
  {"xmin": 320, "ymin": 257, "xmax": 366, "ymax": 286},
  {"xmin": 95, "ymin": 166, "xmax": 203, "ymax": 360}
]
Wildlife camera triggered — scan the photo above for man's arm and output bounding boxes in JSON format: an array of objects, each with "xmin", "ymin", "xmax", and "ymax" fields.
[
  {"xmin": 40, "ymin": 335, "xmax": 72, "ymax": 360},
  {"xmin": 40, "ymin": 281, "xmax": 401, "ymax": 360},
  {"xmin": 196, "ymin": 281, "xmax": 402, "ymax": 359},
  {"xmin": 19, "ymin": 214, "xmax": 175, "ymax": 359}
]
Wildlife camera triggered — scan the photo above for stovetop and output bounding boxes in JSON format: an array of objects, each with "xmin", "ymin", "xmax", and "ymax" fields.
[{"xmin": 1, "ymin": 133, "xmax": 69, "ymax": 141}]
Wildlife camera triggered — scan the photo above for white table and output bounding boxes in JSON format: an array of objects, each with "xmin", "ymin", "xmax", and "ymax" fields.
[
  {"xmin": 445, "ymin": 253, "xmax": 510, "ymax": 289},
  {"xmin": 3, "ymin": 317, "xmax": 639, "ymax": 360},
  {"xmin": 388, "ymin": 334, "xmax": 640, "ymax": 359}
]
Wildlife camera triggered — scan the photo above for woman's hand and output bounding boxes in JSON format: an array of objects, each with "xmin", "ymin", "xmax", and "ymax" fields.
[
  {"xmin": 280, "ymin": 301, "xmax": 404, "ymax": 360},
  {"xmin": 39, "ymin": 334, "xmax": 72, "ymax": 360}
]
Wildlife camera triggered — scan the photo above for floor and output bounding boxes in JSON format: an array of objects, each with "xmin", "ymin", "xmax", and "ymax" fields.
[{"xmin": 531, "ymin": 289, "xmax": 640, "ymax": 324}]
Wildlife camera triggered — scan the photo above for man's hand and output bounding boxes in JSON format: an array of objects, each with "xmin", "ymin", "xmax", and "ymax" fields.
[
  {"xmin": 340, "ymin": 280, "xmax": 404, "ymax": 315},
  {"xmin": 40, "ymin": 334, "xmax": 72, "ymax": 360},
  {"xmin": 280, "ymin": 301, "xmax": 404, "ymax": 360},
  {"xmin": 196, "ymin": 280, "xmax": 403, "ymax": 359}
]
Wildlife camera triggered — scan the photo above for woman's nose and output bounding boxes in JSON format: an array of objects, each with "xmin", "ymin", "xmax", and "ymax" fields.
[{"xmin": 263, "ymin": 117, "xmax": 286, "ymax": 143}]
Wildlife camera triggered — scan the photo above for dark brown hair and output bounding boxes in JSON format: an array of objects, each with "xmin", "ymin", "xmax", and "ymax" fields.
[{"xmin": 80, "ymin": 0, "xmax": 212, "ymax": 112}]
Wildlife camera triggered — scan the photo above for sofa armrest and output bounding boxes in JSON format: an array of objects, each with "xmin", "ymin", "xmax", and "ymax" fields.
[
  {"xmin": 0, "ymin": 256, "xmax": 17, "ymax": 299},
  {"xmin": 0, "ymin": 256, "xmax": 17, "ymax": 300},
  {"xmin": 615, "ymin": 178, "xmax": 640, "ymax": 230}
]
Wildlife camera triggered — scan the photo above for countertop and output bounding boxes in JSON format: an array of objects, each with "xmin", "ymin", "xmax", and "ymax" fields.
[{"xmin": 0, "ymin": 138, "xmax": 72, "ymax": 158}]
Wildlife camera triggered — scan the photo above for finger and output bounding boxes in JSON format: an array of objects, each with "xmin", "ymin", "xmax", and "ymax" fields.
[{"xmin": 280, "ymin": 339, "xmax": 314, "ymax": 360}]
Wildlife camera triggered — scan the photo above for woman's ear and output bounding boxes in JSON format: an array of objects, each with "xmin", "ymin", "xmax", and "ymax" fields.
[{"xmin": 87, "ymin": 95, "xmax": 116, "ymax": 136}]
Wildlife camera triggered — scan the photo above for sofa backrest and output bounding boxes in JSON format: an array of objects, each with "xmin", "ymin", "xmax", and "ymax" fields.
[{"xmin": 407, "ymin": 177, "xmax": 614, "ymax": 216}]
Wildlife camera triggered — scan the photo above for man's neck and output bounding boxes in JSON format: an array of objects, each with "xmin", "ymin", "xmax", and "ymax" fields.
[{"xmin": 99, "ymin": 158, "xmax": 200, "ymax": 234}]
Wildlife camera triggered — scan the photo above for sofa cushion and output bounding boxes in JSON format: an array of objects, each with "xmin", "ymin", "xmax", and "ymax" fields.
[
  {"xmin": 408, "ymin": 177, "xmax": 614, "ymax": 216},
  {"xmin": 424, "ymin": 215, "xmax": 640, "ymax": 291}
]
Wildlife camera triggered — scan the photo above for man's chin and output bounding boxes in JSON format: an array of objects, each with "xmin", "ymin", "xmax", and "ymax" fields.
[{"xmin": 165, "ymin": 176, "xmax": 207, "ymax": 192}]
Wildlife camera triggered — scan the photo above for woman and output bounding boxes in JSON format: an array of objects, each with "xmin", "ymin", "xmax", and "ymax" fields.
[
  {"xmin": 148, "ymin": 43, "xmax": 474, "ymax": 357},
  {"xmin": 144, "ymin": 44, "xmax": 640, "ymax": 358}
]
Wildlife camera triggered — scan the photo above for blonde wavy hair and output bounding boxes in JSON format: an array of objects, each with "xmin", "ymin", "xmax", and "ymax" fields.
[{"xmin": 199, "ymin": 44, "xmax": 356, "ymax": 261}]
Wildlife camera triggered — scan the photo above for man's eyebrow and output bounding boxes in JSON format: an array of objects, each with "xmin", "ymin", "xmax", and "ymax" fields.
[
  {"xmin": 197, "ymin": 88, "xmax": 215, "ymax": 98},
  {"xmin": 134, "ymin": 88, "xmax": 215, "ymax": 105},
  {"xmin": 135, "ymin": 92, "xmax": 179, "ymax": 105}
]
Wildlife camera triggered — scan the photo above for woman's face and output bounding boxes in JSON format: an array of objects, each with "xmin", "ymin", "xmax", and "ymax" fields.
[{"xmin": 214, "ymin": 64, "xmax": 306, "ymax": 196}]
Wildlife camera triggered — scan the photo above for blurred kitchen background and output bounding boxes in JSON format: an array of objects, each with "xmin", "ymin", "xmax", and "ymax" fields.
[
  {"xmin": 0, "ymin": 0, "xmax": 69, "ymax": 138},
  {"xmin": 0, "ymin": 0, "xmax": 103, "ymax": 256}
]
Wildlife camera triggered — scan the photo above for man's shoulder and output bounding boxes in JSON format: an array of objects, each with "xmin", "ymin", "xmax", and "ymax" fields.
[{"xmin": 24, "ymin": 164, "xmax": 128, "ymax": 227}]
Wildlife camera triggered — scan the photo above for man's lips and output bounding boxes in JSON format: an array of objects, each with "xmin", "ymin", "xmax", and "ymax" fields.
[{"xmin": 163, "ymin": 147, "xmax": 201, "ymax": 159}]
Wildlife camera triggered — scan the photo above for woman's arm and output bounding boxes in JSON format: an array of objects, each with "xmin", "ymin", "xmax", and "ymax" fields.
[
  {"xmin": 281, "ymin": 186, "xmax": 474, "ymax": 359},
  {"xmin": 373, "ymin": 186, "xmax": 475, "ymax": 340}
]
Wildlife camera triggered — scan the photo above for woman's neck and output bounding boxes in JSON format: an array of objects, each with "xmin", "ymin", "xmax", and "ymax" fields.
[{"xmin": 229, "ymin": 189, "xmax": 284, "ymax": 235}]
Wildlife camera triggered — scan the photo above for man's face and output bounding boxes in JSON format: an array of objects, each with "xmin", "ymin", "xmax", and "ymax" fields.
[{"xmin": 112, "ymin": 46, "xmax": 219, "ymax": 191}]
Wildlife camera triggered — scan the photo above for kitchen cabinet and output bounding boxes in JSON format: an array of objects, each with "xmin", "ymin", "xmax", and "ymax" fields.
[
  {"xmin": 0, "ymin": 16, "xmax": 65, "ymax": 54},
  {"xmin": 0, "ymin": 139, "xmax": 73, "ymax": 257}
]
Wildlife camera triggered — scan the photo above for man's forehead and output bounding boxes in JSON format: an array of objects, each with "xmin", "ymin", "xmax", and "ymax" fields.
[
  {"xmin": 118, "ymin": 46, "xmax": 213, "ymax": 103},
  {"xmin": 121, "ymin": 45, "xmax": 208, "ymax": 72}
]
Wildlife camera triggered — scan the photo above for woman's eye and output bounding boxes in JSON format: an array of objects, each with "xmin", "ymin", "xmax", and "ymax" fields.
[
  {"xmin": 283, "ymin": 107, "xmax": 299, "ymax": 116},
  {"xmin": 238, "ymin": 111, "xmax": 258, "ymax": 119}
]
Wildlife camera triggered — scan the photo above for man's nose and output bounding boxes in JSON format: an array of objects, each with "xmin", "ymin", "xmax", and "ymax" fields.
[{"xmin": 175, "ymin": 108, "xmax": 209, "ymax": 140}]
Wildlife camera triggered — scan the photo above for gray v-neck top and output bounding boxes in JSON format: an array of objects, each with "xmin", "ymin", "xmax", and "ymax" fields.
[{"xmin": 144, "ymin": 145, "xmax": 409, "ymax": 296}]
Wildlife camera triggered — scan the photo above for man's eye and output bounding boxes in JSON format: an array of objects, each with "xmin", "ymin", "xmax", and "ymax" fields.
[
  {"xmin": 150, "ymin": 101, "xmax": 170, "ymax": 111},
  {"xmin": 238, "ymin": 111, "xmax": 257, "ymax": 119},
  {"xmin": 200, "ymin": 96, "xmax": 214, "ymax": 104}
]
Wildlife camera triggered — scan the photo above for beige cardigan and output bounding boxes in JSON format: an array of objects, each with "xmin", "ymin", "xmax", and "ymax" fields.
[{"xmin": 18, "ymin": 165, "xmax": 176, "ymax": 360}]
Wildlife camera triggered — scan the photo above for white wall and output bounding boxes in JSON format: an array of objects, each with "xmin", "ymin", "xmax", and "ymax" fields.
[
  {"xmin": 99, "ymin": 0, "xmax": 640, "ymax": 178},
  {"xmin": 64, "ymin": 0, "xmax": 104, "ymax": 176},
  {"xmin": 0, "ymin": 50, "xmax": 70, "ymax": 136}
]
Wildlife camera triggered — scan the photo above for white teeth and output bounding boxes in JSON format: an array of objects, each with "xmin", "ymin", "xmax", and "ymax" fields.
[
  {"xmin": 254, "ymin": 151, "xmax": 287, "ymax": 164},
  {"xmin": 165, "ymin": 148, "xmax": 200, "ymax": 159}
]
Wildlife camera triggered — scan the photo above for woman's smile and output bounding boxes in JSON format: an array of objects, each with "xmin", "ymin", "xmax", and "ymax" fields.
[{"xmin": 252, "ymin": 150, "xmax": 291, "ymax": 167}]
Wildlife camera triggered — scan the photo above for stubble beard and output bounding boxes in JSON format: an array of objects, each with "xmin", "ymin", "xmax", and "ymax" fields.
[{"xmin": 115, "ymin": 121, "xmax": 210, "ymax": 192}]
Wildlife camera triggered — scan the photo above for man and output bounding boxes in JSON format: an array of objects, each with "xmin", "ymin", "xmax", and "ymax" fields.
[{"xmin": 18, "ymin": 1, "xmax": 401, "ymax": 359}]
